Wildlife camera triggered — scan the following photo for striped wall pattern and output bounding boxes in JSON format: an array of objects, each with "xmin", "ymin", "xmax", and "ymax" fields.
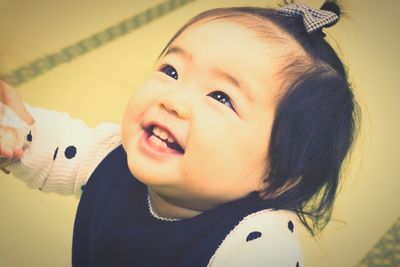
[
  {"xmin": 356, "ymin": 217, "xmax": 400, "ymax": 267},
  {"xmin": 0, "ymin": 0, "xmax": 197, "ymax": 87}
]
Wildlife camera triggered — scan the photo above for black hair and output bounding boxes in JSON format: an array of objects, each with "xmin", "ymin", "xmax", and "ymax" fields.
[{"xmin": 158, "ymin": 0, "xmax": 361, "ymax": 236}]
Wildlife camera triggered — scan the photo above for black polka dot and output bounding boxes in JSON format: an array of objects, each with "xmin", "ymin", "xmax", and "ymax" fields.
[
  {"xmin": 64, "ymin": 146, "xmax": 77, "ymax": 159},
  {"xmin": 38, "ymin": 187, "xmax": 42, "ymax": 191},
  {"xmin": 288, "ymin": 221, "xmax": 294, "ymax": 233},
  {"xmin": 53, "ymin": 147, "xmax": 59, "ymax": 160},
  {"xmin": 246, "ymin": 231, "xmax": 262, "ymax": 242},
  {"xmin": 81, "ymin": 184, "xmax": 86, "ymax": 191},
  {"xmin": 296, "ymin": 261, "xmax": 300, "ymax": 267},
  {"xmin": 27, "ymin": 131, "xmax": 32, "ymax": 142},
  {"xmin": 288, "ymin": 220, "xmax": 294, "ymax": 233}
]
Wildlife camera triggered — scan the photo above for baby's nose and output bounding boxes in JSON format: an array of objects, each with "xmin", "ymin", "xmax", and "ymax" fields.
[{"xmin": 159, "ymin": 92, "xmax": 192, "ymax": 119}]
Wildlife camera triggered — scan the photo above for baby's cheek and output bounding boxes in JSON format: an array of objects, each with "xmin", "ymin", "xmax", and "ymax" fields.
[{"xmin": 127, "ymin": 80, "xmax": 161, "ymax": 109}]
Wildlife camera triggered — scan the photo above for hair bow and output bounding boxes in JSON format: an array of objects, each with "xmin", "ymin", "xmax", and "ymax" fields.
[{"xmin": 277, "ymin": 2, "xmax": 339, "ymax": 34}]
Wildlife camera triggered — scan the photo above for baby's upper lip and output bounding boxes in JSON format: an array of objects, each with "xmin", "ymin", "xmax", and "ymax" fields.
[{"xmin": 143, "ymin": 120, "xmax": 186, "ymax": 151}]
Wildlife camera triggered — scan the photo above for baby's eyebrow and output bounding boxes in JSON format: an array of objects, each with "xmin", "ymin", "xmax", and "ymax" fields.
[
  {"xmin": 212, "ymin": 69, "xmax": 253, "ymax": 103},
  {"xmin": 164, "ymin": 45, "xmax": 253, "ymax": 103},
  {"xmin": 164, "ymin": 46, "xmax": 192, "ymax": 61}
]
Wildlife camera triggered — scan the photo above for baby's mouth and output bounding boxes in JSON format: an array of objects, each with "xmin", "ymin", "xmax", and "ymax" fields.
[{"xmin": 144, "ymin": 125, "xmax": 185, "ymax": 154}]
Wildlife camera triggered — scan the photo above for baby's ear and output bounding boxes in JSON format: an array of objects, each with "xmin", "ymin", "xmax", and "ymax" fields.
[{"xmin": 259, "ymin": 176, "xmax": 301, "ymax": 200}]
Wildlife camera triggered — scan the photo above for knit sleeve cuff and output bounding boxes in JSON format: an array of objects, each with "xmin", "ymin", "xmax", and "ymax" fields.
[
  {"xmin": 9, "ymin": 104, "xmax": 65, "ymax": 190},
  {"xmin": 8, "ymin": 103, "xmax": 121, "ymax": 197}
]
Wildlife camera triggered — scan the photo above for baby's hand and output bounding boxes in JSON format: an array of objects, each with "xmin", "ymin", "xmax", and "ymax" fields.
[
  {"xmin": 0, "ymin": 127, "xmax": 22, "ymax": 173},
  {"xmin": 0, "ymin": 81, "xmax": 34, "ymax": 173}
]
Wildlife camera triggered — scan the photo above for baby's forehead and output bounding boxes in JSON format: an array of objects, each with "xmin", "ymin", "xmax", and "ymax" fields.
[
  {"xmin": 181, "ymin": 15, "xmax": 304, "ymax": 63},
  {"xmin": 159, "ymin": 11, "xmax": 305, "ymax": 64},
  {"xmin": 195, "ymin": 14, "xmax": 294, "ymax": 45}
]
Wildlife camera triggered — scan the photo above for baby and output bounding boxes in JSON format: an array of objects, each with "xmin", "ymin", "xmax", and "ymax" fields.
[{"xmin": 0, "ymin": 1, "xmax": 360, "ymax": 266}]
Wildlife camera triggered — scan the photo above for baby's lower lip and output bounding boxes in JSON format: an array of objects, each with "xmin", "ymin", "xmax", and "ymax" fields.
[{"xmin": 138, "ymin": 130, "xmax": 182, "ymax": 160}]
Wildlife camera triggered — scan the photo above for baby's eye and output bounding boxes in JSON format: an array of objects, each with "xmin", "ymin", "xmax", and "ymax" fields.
[
  {"xmin": 159, "ymin": 64, "xmax": 178, "ymax": 80},
  {"xmin": 207, "ymin": 91, "xmax": 235, "ymax": 111}
]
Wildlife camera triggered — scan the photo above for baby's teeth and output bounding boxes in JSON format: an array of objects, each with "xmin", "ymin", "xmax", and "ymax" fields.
[
  {"xmin": 159, "ymin": 130, "xmax": 168, "ymax": 140},
  {"xmin": 153, "ymin": 126, "xmax": 166, "ymax": 138},
  {"xmin": 153, "ymin": 127, "xmax": 161, "ymax": 136},
  {"xmin": 153, "ymin": 126, "xmax": 176, "ymax": 143},
  {"xmin": 154, "ymin": 137, "xmax": 161, "ymax": 146},
  {"xmin": 153, "ymin": 137, "xmax": 162, "ymax": 146},
  {"xmin": 149, "ymin": 135, "xmax": 167, "ymax": 148}
]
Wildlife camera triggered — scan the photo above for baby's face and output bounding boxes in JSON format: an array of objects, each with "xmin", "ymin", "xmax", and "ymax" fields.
[{"xmin": 121, "ymin": 19, "xmax": 283, "ymax": 211}]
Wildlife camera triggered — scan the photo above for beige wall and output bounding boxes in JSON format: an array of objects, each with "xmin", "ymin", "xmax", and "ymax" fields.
[{"xmin": 0, "ymin": 0, "xmax": 399, "ymax": 266}]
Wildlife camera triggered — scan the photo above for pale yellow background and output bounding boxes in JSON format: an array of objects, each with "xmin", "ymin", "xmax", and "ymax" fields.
[{"xmin": 0, "ymin": 0, "xmax": 399, "ymax": 266}]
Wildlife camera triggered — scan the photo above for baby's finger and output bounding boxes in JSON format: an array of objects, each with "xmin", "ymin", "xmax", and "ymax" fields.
[
  {"xmin": 13, "ymin": 148, "xmax": 24, "ymax": 159},
  {"xmin": 0, "ymin": 81, "xmax": 34, "ymax": 125},
  {"xmin": 0, "ymin": 129, "xmax": 18, "ymax": 159}
]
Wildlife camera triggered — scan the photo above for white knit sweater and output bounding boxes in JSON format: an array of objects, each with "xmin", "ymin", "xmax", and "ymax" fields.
[{"xmin": 8, "ymin": 104, "xmax": 304, "ymax": 267}]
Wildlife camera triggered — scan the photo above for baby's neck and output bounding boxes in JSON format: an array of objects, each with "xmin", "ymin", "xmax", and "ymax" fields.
[{"xmin": 148, "ymin": 188, "xmax": 201, "ymax": 220}]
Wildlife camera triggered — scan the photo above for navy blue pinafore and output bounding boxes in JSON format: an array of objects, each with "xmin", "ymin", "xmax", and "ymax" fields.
[{"xmin": 72, "ymin": 145, "xmax": 271, "ymax": 267}]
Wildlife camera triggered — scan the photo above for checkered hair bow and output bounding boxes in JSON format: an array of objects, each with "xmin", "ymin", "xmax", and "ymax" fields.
[{"xmin": 277, "ymin": 2, "xmax": 339, "ymax": 34}]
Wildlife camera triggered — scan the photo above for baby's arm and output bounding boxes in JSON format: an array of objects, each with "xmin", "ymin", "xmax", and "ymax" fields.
[
  {"xmin": 208, "ymin": 210, "xmax": 304, "ymax": 267},
  {"xmin": 0, "ymin": 81, "xmax": 121, "ymax": 197},
  {"xmin": 8, "ymin": 105, "xmax": 121, "ymax": 197}
]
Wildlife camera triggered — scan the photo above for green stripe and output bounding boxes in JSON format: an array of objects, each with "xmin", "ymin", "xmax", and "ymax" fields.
[
  {"xmin": 1, "ymin": 0, "xmax": 197, "ymax": 87},
  {"xmin": 356, "ymin": 216, "xmax": 400, "ymax": 267}
]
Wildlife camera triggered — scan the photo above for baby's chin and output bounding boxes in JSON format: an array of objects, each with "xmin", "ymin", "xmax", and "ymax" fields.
[{"xmin": 127, "ymin": 156, "xmax": 181, "ymax": 186}]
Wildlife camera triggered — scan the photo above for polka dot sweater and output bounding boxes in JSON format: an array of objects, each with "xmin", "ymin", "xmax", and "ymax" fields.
[
  {"xmin": 9, "ymin": 104, "xmax": 121, "ymax": 196},
  {"xmin": 9, "ymin": 104, "xmax": 304, "ymax": 266}
]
